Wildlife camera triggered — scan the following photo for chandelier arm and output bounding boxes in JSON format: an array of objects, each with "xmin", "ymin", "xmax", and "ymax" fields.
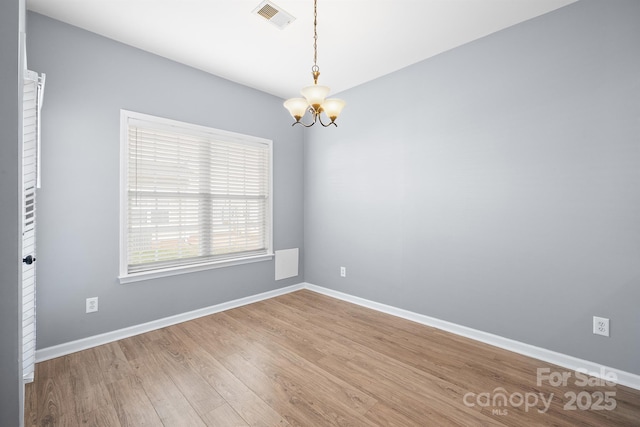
[
  {"xmin": 317, "ymin": 113, "xmax": 337, "ymax": 127},
  {"xmin": 292, "ymin": 120, "xmax": 317, "ymax": 128},
  {"xmin": 291, "ymin": 107, "xmax": 319, "ymax": 127}
]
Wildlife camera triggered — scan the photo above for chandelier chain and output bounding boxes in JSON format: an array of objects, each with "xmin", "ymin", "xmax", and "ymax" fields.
[{"xmin": 313, "ymin": 0, "xmax": 318, "ymax": 72}]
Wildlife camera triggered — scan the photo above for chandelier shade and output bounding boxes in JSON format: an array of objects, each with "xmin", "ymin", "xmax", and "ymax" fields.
[
  {"xmin": 321, "ymin": 98, "xmax": 346, "ymax": 121},
  {"xmin": 283, "ymin": 98, "xmax": 309, "ymax": 121},
  {"xmin": 300, "ymin": 85, "xmax": 330, "ymax": 110},
  {"xmin": 283, "ymin": 0, "xmax": 345, "ymax": 127}
]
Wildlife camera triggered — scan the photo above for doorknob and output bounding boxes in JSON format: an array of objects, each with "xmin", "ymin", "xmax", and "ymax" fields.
[{"xmin": 23, "ymin": 255, "xmax": 36, "ymax": 265}]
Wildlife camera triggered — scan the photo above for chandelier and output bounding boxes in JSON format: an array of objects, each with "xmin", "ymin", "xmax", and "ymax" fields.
[{"xmin": 283, "ymin": 0, "xmax": 345, "ymax": 127}]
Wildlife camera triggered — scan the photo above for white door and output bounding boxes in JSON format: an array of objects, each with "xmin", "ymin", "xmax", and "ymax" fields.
[{"xmin": 22, "ymin": 70, "xmax": 44, "ymax": 383}]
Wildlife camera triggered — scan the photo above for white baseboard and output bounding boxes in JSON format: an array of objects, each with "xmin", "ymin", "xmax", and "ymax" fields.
[
  {"xmin": 36, "ymin": 281, "xmax": 640, "ymax": 391},
  {"xmin": 303, "ymin": 283, "xmax": 640, "ymax": 391},
  {"xmin": 35, "ymin": 283, "xmax": 304, "ymax": 363}
]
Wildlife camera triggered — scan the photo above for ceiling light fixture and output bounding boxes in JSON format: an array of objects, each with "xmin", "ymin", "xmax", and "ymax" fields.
[{"xmin": 283, "ymin": 0, "xmax": 345, "ymax": 127}]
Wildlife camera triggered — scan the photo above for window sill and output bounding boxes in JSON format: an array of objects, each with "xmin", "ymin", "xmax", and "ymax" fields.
[{"xmin": 118, "ymin": 253, "xmax": 274, "ymax": 284}]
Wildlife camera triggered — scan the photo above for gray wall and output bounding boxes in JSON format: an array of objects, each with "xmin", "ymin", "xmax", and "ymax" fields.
[
  {"xmin": 305, "ymin": 0, "xmax": 640, "ymax": 375},
  {"xmin": 27, "ymin": 12, "xmax": 304, "ymax": 349},
  {"xmin": 0, "ymin": 1, "xmax": 24, "ymax": 425}
]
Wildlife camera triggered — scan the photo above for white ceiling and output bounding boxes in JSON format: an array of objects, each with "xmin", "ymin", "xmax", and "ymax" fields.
[{"xmin": 26, "ymin": 0, "xmax": 576, "ymax": 99}]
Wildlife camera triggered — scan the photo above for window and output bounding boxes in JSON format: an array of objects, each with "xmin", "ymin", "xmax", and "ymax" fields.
[{"xmin": 119, "ymin": 110, "xmax": 272, "ymax": 283}]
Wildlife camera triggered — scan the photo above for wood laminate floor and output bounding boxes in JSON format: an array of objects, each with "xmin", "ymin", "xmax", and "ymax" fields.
[{"xmin": 25, "ymin": 290, "xmax": 640, "ymax": 426}]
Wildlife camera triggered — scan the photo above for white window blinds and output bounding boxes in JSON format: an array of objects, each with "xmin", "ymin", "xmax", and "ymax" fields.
[
  {"xmin": 120, "ymin": 111, "xmax": 272, "ymax": 280},
  {"xmin": 22, "ymin": 69, "xmax": 45, "ymax": 383}
]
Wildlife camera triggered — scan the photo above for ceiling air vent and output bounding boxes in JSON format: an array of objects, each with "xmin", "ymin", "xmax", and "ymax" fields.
[{"xmin": 253, "ymin": 1, "xmax": 295, "ymax": 30}]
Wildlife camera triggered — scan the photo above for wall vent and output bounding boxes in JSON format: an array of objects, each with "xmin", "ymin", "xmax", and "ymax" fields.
[{"xmin": 253, "ymin": 1, "xmax": 295, "ymax": 30}]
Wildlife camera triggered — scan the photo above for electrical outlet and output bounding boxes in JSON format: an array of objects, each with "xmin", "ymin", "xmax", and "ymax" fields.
[
  {"xmin": 86, "ymin": 297, "xmax": 98, "ymax": 313},
  {"xmin": 340, "ymin": 266, "xmax": 346, "ymax": 277},
  {"xmin": 593, "ymin": 316, "xmax": 609, "ymax": 337}
]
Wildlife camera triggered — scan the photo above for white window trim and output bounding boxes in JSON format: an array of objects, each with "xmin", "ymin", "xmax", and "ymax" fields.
[{"xmin": 119, "ymin": 110, "xmax": 273, "ymax": 284}]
